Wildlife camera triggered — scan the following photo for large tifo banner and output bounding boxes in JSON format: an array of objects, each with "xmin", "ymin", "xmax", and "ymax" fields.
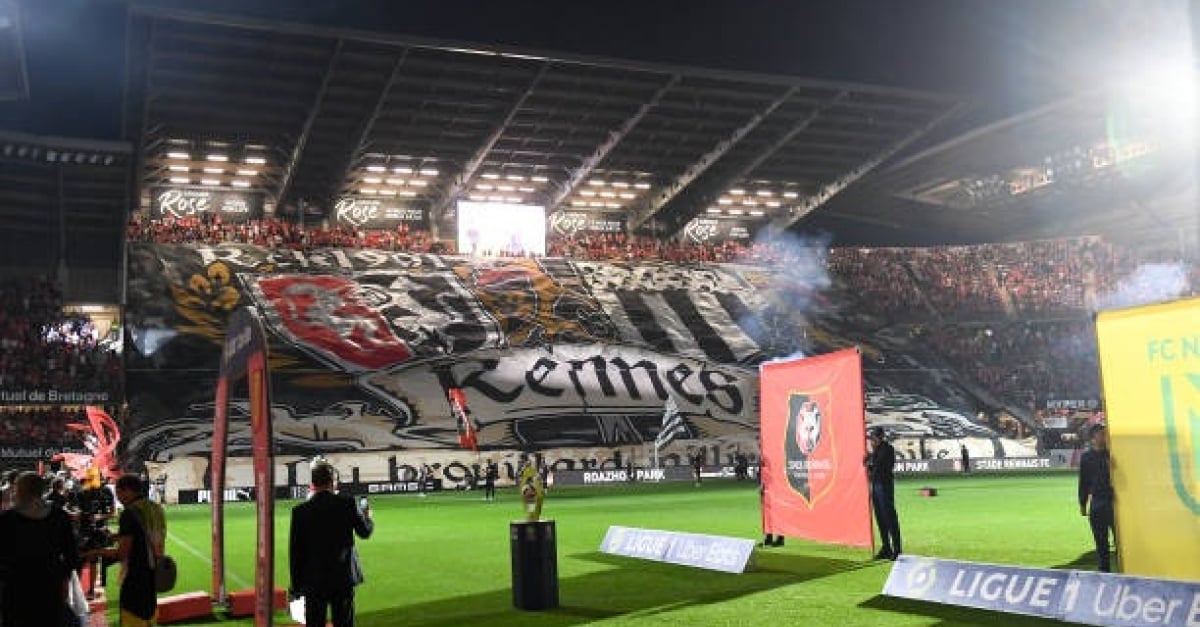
[
  {"xmin": 1095, "ymin": 296, "xmax": 1200, "ymax": 581},
  {"xmin": 759, "ymin": 348, "xmax": 871, "ymax": 547},
  {"xmin": 124, "ymin": 243, "xmax": 786, "ymax": 469}
]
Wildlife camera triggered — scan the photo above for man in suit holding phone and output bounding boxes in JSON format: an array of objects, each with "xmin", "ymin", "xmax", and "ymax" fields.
[{"xmin": 289, "ymin": 460, "xmax": 374, "ymax": 627}]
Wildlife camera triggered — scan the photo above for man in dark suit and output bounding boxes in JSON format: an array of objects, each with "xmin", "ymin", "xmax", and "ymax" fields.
[
  {"xmin": 289, "ymin": 461, "xmax": 374, "ymax": 627},
  {"xmin": 1078, "ymin": 422, "xmax": 1114, "ymax": 572},
  {"xmin": 865, "ymin": 426, "xmax": 902, "ymax": 560}
]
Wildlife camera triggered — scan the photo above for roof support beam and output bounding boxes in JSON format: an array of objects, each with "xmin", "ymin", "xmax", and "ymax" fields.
[
  {"xmin": 334, "ymin": 48, "xmax": 409, "ymax": 197},
  {"xmin": 548, "ymin": 74, "xmax": 679, "ymax": 212},
  {"xmin": 431, "ymin": 62, "xmax": 550, "ymax": 223},
  {"xmin": 772, "ymin": 101, "xmax": 969, "ymax": 230},
  {"xmin": 630, "ymin": 86, "xmax": 798, "ymax": 230},
  {"xmin": 276, "ymin": 39, "xmax": 344, "ymax": 208},
  {"xmin": 128, "ymin": 17, "xmax": 156, "ymax": 209},
  {"xmin": 672, "ymin": 91, "xmax": 849, "ymax": 222}
]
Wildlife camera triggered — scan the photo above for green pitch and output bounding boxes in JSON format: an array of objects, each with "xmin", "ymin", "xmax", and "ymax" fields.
[{"xmin": 113, "ymin": 473, "xmax": 1091, "ymax": 626}]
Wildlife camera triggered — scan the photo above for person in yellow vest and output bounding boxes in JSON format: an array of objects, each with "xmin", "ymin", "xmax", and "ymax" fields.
[{"xmin": 87, "ymin": 474, "xmax": 166, "ymax": 626}]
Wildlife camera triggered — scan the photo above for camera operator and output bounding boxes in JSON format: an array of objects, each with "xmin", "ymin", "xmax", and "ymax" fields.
[{"xmin": 77, "ymin": 472, "xmax": 116, "ymax": 599}]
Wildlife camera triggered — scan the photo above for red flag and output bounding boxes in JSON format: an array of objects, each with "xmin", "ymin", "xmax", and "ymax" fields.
[
  {"xmin": 760, "ymin": 348, "xmax": 871, "ymax": 547},
  {"xmin": 56, "ymin": 406, "xmax": 122, "ymax": 481},
  {"xmin": 448, "ymin": 388, "xmax": 479, "ymax": 451}
]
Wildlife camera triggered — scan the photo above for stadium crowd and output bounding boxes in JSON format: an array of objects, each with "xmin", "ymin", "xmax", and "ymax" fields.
[
  {"xmin": 51, "ymin": 214, "xmax": 1200, "ymax": 448},
  {"xmin": 0, "ymin": 277, "xmax": 121, "ymax": 396},
  {"xmin": 126, "ymin": 213, "xmax": 442, "ymax": 253},
  {"xmin": 925, "ymin": 320, "xmax": 1102, "ymax": 410},
  {"xmin": 0, "ymin": 406, "xmax": 81, "ymax": 448}
]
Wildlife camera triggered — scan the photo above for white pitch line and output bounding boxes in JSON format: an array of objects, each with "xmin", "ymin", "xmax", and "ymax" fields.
[{"xmin": 168, "ymin": 530, "xmax": 252, "ymax": 590}]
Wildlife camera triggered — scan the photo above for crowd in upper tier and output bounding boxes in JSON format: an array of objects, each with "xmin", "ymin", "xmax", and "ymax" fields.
[
  {"xmin": 0, "ymin": 214, "xmax": 1175, "ymax": 448},
  {"xmin": 0, "ymin": 406, "xmax": 83, "ymax": 448},
  {"xmin": 0, "ymin": 278, "xmax": 121, "ymax": 398}
]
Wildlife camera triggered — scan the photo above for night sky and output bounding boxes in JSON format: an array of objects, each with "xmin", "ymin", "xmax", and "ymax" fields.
[{"xmin": 2, "ymin": 0, "xmax": 1196, "ymax": 140}]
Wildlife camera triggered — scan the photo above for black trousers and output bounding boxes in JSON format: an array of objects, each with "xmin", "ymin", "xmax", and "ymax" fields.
[
  {"xmin": 306, "ymin": 587, "xmax": 355, "ymax": 627},
  {"xmin": 871, "ymin": 480, "xmax": 902, "ymax": 553},
  {"xmin": 1089, "ymin": 500, "xmax": 1115, "ymax": 572}
]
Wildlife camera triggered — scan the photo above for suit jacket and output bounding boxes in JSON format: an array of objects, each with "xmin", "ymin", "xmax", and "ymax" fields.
[{"xmin": 289, "ymin": 490, "xmax": 373, "ymax": 595}]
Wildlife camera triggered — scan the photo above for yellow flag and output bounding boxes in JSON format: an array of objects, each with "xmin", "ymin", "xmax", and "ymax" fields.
[{"xmin": 1095, "ymin": 296, "xmax": 1200, "ymax": 580}]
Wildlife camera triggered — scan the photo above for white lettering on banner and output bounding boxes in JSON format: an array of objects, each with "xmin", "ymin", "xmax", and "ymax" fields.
[
  {"xmin": 548, "ymin": 211, "xmax": 623, "ymax": 236},
  {"xmin": 896, "ymin": 461, "xmax": 930, "ymax": 472},
  {"xmin": 220, "ymin": 197, "xmax": 250, "ymax": 214},
  {"xmin": 1, "ymin": 446, "xmax": 87, "ymax": 459},
  {"xmin": 366, "ymin": 482, "xmax": 421, "ymax": 494},
  {"xmin": 974, "ymin": 458, "xmax": 1051, "ymax": 471},
  {"xmin": 601, "ymin": 525, "xmax": 755, "ymax": 574},
  {"xmin": 704, "ymin": 543, "xmax": 742, "ymax": 569},
  {"xmin": 788, "ymin": 459, "xmax": 833, "ymax": 470},
  {"xmin": 1, "ymin": 389, "xmax": 110, "ymax": 403},
  {"xmin": 549, "ymin": 211, "xmax": 587, "ymax": 236},
  {"xmin": 335, "ymin": 197, "xmax": 425, "ymax": 227},
  {"xmin": 683, "ymin": 219, "xmax": 719, "ymax": 243},
  {"xmin": 157, "ymin": 189, "xmax": 211, "ymax": 217},
  {"xmin": 335, "ymin": 197, "xmax": 380, "ymax": 227},
  {"xmin": 947, "ymin": 569, "xmax": 1061, "ymax": 608},
  {"xmin": 1092, "ymin": 583, "xmax": 1194, "ymax": 624},
  {"xmin": 192, "ymin": 245, "xmax": 439, "ymax": 272},
  {"xmin": 195, "ymin": 488, "xmax": 247, "ymax": 504},
  {"xmin": 583, "ymin": 470, "xmax": 628, "ymax": 484},
  {"xmin": 623, "ymin": 535, "xmax": 668, "ymax": 558},
  {"xmin": 886, "ymin": 555, "xmax": 1200, "ymax": 626},
  {"xmin": 635, "ymin": 468, "xmax": 665, "ymax": 481}
]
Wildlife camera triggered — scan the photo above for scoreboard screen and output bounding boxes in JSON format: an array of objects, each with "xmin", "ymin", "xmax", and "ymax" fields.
[{"xmin": 456, "ymin": 201, "xmax": 546, "ymax": 257}]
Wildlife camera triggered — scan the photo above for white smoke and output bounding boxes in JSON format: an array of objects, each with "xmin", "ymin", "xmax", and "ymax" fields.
[
  {"xmin": 1094, "ymin": 263, "xmax": 1189, "ymax": 310},
  {"xmin": 740, "ymin": 229, "xmax": 833, "ymax": 361}
]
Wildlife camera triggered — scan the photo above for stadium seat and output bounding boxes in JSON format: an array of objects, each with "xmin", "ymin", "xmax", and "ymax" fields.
[
  {"xmin": 156, "ymin": 591, "xmax": 213, "ymax": 624},
  {"xmin": 227, "ymin": 587, "xmax": 288, "ymax": 617}
]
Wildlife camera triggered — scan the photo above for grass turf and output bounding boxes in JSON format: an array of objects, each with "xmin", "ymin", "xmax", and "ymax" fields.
[{"xmin": 109, "ymin": 473, "xmax": 1094, "ymax": 626}]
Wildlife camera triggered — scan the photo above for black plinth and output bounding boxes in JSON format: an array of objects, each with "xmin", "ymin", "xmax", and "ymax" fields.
[{"xmin": 510, "ymin": 520, "xmax": 559, "ymax": 610}]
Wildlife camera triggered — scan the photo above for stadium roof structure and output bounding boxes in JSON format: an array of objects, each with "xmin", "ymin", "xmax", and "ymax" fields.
[
  {"xmin": 123, "ymin": 6, "xmax": 968, "ymax": 239},
  {"xmin": 0, "ymin": 130, "xmax": 130, "ymax": 277},
  {"xmin": 807, "ymin": 90, "xmax": 1199, "ymax": 247},
  {"xmin": 0, "ymin": 0, "xmax": 29, "ymax": 102}
]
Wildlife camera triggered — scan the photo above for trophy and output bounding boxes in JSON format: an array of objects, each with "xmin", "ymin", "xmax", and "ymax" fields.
[{"xmin": 518, "ymin": 464, "xmax": 544, "ymax": 522}]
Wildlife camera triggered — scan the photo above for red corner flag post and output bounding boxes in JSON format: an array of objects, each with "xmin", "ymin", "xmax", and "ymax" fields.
[
  {"xmin": 449, "ymin": 388, "xmax": 478, "ymax": 451},
  {"xmin": 760, "ymin": 348, "xmax": 871, "ymax": 547}
]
